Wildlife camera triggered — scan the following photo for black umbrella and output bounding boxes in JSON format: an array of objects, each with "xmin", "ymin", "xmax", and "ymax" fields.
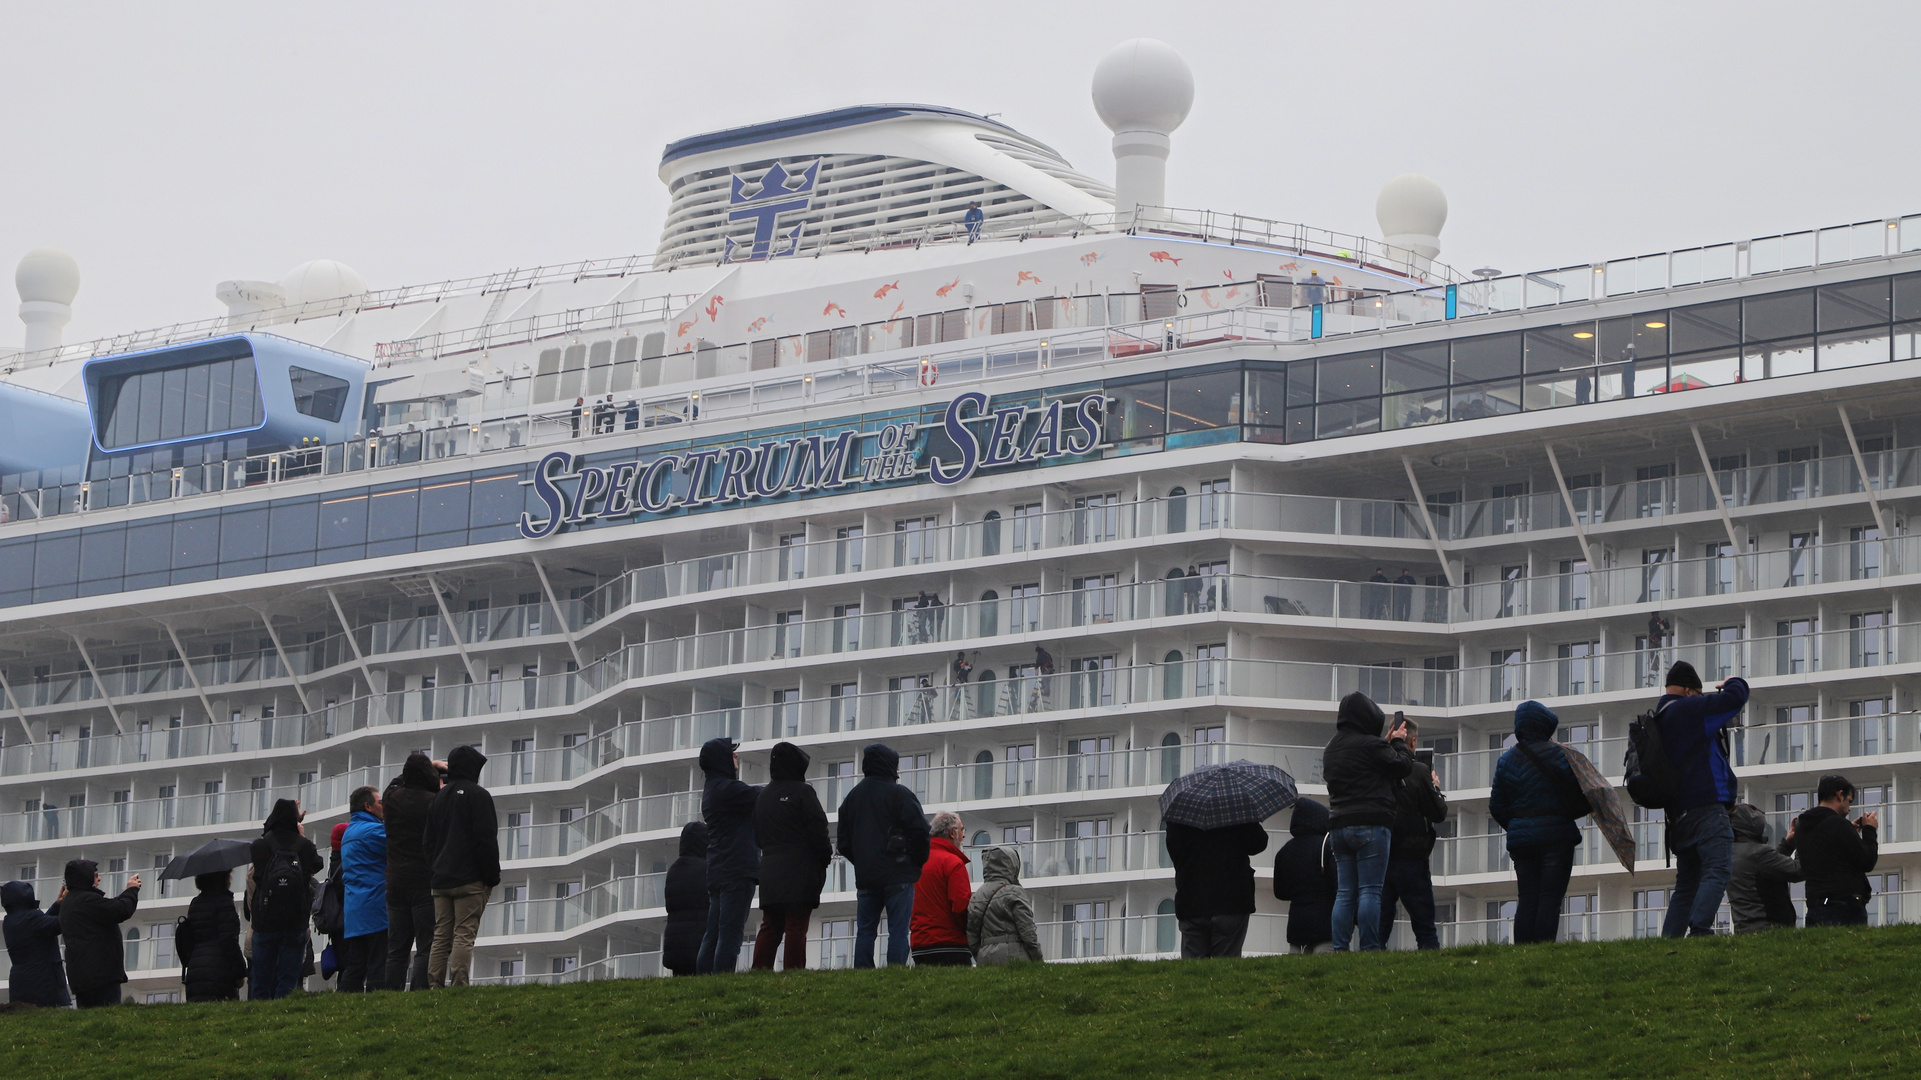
[
  {"xmin": 160, "ymin": 837, "xmax": 253, "ymax": 881},
  {"xmin": 1159, "ymin": 760, "xmax": 1298, "ymax": 829}
]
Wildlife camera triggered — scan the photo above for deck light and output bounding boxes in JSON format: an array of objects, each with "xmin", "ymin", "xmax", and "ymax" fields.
[
  {"xmin": 1572, "ymin": 331, "xmax": 1594, "ymax": 339},
  {"xmin": 1644, "ymin": 321, "xmax": 1666, "ymax": 329}
]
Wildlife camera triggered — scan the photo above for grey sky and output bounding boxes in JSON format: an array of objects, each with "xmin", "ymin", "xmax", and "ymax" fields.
[{"xmin": 5, "ymin": 1, "xmax": 1917, "ymax": 346}]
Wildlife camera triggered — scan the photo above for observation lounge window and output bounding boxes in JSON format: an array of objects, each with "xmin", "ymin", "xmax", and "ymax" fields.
[
  {"xmin": 289, "ymin": 366, "xmax": 349, "ymax": 421},
  {"xmin": 96, "ymin": 354, "xmax": 264, "ymax": 450}
]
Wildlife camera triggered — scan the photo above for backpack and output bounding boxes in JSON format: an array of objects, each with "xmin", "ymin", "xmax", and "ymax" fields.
[
  {"xmin": 256, "ymin": 835, "xmax": 312, "ymax": 927},
  {"xmin": 1623, "ymin": 701, "xmax": 1707, "ymax": 810},
  {"xmin": 173, "ymin": 913, "xmax": 196, "ymax": 967},
  {"xmin": 313, "ymin": 867, "xmax": 346, "ymax": 938}
]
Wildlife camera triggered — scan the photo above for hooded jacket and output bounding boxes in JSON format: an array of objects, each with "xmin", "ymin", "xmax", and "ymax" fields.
[
  {"xmin": 911, "ymin": 836, "xmax": 972, "ymax": 949},
  {"xmin": 180, "ymin": 884, "xmax": 248, "ymax": 1001},
  {"xmin": 341, "ymin": 809, "xmax": 389, "ymax": 938},
  {"xmin": 699, "ymin": 738, "xmax": 763, "ymax": 889},
  {"xmin": 1272, "ymin": 798, "xmax": 1338, "ymax": 947},
  {"xmin": 968, "ymin": 848, "xmax": 1043, "ymax": 965},
  {"xmin": 423, "ymin": 745, "xmax": 500, "ymax": 891},
  {"xmin": 662, "ymin": 822, "xmax": 709, "ymax": 974},
  {"xmin": 1655, "ymin": 677, "xmax": 1749, "ymax": 810},
  {"xmin": 835, "ymin": 744, "xmax": 932, "ymax": 890},
  {"xmin": 1489, "ymin": 701, "xmax": 1585, "ymax": 853},
  {"xmin": 1165, "ymin": 820, "xmax": 1269, "ymax": 920},
  {"xmin": 1320, "ymin": 692, "xmax": 1413, "ymax": 830},
  {"xmin": 753, "ymin": 742, "xmax": 831, "ymax": 909},
  {"xmin": 248, "ymin": 799, "xmax": 324, "ymax": 931},
  {"xmin": 2, "ymin": 880, "xmax": 70, "ymax": 1006},
  {"xmin": 1791, "ymin": 805, "xmax": 1878, "ymax": 904},
  {"xmin": 1727, "ymin": 803, "xmax": 1801, "ymax": 933},
  {"xmin": 1388, "ymin": 757, "xmax": 1449, "ymax": 861},
  {"xmin": 382, "ymin": 753, "xmax": 441, "ymax": 896},
  {"xmin": 58, "ymin": 860, "xmax": 140, "ymax": 997}
]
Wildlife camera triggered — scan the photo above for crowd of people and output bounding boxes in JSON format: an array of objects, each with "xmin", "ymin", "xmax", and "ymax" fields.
[{"xmin": 3, "ymin": 656, "xmax": 1893, "ymax": 1005}]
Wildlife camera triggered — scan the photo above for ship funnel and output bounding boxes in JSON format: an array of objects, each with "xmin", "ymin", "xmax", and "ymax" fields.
[
  {"xmin": 1091, "ymin": 38, "xmax": 1194, "ymax": 218},
  {"xmin": 16, "ymin": 247, "xmax": 79, "ymax": 355}
]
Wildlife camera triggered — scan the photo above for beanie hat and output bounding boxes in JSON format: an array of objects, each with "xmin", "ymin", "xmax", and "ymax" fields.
[{"xmin": 1664, "ymin": 660, "xmax": 1702, "ymax": 692}]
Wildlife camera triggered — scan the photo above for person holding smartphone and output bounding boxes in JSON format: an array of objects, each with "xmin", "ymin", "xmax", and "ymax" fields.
[
  {"xmin": 1320, "ymin": 692, "xmax": 1414, "ymax": 952},
  {"xmin": 1379, "ymin": 713, "xmax": 1447, "ymax": 950},
  {"xmin": 1789, "ymin": 775, "xmax": 1880, "ymax": 927}
]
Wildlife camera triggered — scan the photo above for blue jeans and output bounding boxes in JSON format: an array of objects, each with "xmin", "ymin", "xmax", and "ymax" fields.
[
  {"xmin": 854, "ymin": 883, "xmax": 915, "ymax": 968},
  {"xmin": 1377, "ymin": 856, "xmax": 1440, "ymax": 950},
  {"xmin": 1664, "ymin": 804, "xmax": 1733, "ymax": 938},
  {"xmin": 1511, "ymin": 843, "xmax": 1575, "ymax": 944},
  {"xmin": 696, "ymin": 880, "xmax": 757, "ymax": 974},
  {"xmin": 250, "ymin": 929, "xmax": 306, "ymax": 999},
  {"xmin": 1329, "ymin": 825, "xmax": 1392, "ymax": 951}
]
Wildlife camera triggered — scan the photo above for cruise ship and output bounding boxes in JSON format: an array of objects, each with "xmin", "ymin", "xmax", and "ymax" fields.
[{"xmin": 2, "ymin": 38, "xmax": 1916, "ymax": 999}]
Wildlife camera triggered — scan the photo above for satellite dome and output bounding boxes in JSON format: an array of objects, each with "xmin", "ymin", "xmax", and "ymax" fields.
[
  {"xmin": 280, "ymin": 259, "xmax": 369, "ymax": 306},
  {"xmin": 1375, "ymin": 174, "xmax": 1449, "ymax": 247},
  {"xmin": 1091, "ymin": 39, "xmax": 1194, "ymax": 134},
  {"xmin": 16, "ymin": 248, "xmax": 80, "ymax": 305}
]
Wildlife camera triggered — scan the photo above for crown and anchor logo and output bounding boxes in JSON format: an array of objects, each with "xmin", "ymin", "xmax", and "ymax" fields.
[{"xmin": 724, "ymin": 160, "xmax": 820, "ymax": 262}]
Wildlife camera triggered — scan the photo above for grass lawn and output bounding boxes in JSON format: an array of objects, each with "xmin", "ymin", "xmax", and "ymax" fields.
[{"xmin": 6, "ymin": 925, "xmax": 1917, "ymax": 1080}]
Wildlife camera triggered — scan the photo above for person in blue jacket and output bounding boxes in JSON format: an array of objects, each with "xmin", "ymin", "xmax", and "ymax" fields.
[
  {"xmin": 339, "ymin": 786, "xmax": 390, "ymax": 992},
  {"xmin": 962, "ymin": 201, "xmax": 984, "ymax": 243},
  {"xmin": 1489, "ymin": 700, "xmax": 1587, "ymax": 944},
  {"xmin": 2, "ymin": 879, "xmax": 70, "ymax": 1007},
  {"xmin": 1656, "ymin": 661, "xmax": 1750, "ymax": 938}
]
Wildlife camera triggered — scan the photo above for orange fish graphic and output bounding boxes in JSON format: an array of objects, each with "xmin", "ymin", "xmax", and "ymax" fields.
[
  {"xmin": 893, "ymin": 301, "xmax": 905, "ymax": 315},
  {"xmin": 823, "ymin": 302, "xmax": 847, "ymax": 319},
  {"xmin": 705, "ymin": 295, "xmax": 725, "ymax": 321},
  {"xmin": 935, "ymin": 278, "xmax": 960, "ymax": 298},
  {"xmin": 1079, "ymin": 252, "xmax": 1102, "ymax": 266},
  {"xmin": 1017, "ymin": 270, "xmax": 1042, "ymax": 286},
  {"xmin": 1222, "ymin": 270, "xmax": 1234, "ymax": 280},
  {"xmin": 748, "ymin": 317, "xmax": 768, "ymax": 333},
  {"xmin": 1277, "ymin": 261, "xmax": 1300, "ymax": 274},
  {"xmin": 676, "ymin": 320, "xmax": 696, "ymax": 338},
  {"xmin": 1148, "ymin": 251, "xmax": 1182, "ymax": 265},
  {"xmin": 874, "ymin": 280, "xmax": 900, "ymax": 299}
]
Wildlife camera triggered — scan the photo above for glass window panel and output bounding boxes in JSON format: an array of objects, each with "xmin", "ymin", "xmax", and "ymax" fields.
[
  {"xmin": 469, "ymin": 472, "xmax": 523, "ymax": 529},
  {"xmin": 1894, "ymin": 271, "xmax": 1921, "ymax": 322},
  {"xmin": 318, "ymin": 493, "xmax": 369, "ymax": 550},
  {"xmin": 77, "ymin": 525, "xmax": 125, "ymax": 582},
  {"xmin": 135, "ymin": 372, "xmax": 163, "ymax": 446},
  {"xmin": 1384, "ymin": 387, "xmax": 1449, "ymax": 428},
  {"xmin": 0, "ymin": 538, "xmax": 33, "ymax": 597},
  {"xmin": 1166, "ymin": 371, "xmax": 1241, "ymax": 432},
  {"xmin": 1316, "ymin": 399, "xmax": 1380, "ymax": 438},
  {"xmin": 158, "ymin": 367, "xmax": 187, "ymax": 441},
  {"xmin": 1450, "ymin": 380, "xmax": 1522, "ymax": 421},
  {"xmin": 1819, "ymin": 330, "xmax": 1891, "ymax": 370},
  {"xmin": 1621, "ymin": 356, "xmax": 1669, "ymax": 397},
  {"xmin": 1525, "ymin": 325, "xmax": 1597, "ymax": 372},
  {"xmin": 1894, "ymin": 319, "xmax": 1921, "ymax": 361},
  {"xmin": 98, "ymin": 375, "xmax": 127, "ymax": 449},
  {"xmin": 1107, "ymin": 379, "xmax": 1165, "ymax": 440},
  {"xmin": 268, "ymin": 498, "xmax": 318, "ymax": 556},
  {"xmin": 1666, "ymin": 300, "xmax": 1737, "ymax": 354},
  {"xmin": 1668, "ymin": 349, "xmax": 1741, "ymax": 392},
  {"xmin": 219, "ymin": 507, "xmax": 268, "ymax": 563},
  {"xmin": 230, "ymin": 360, "xmax": 261, "ymax": 429},
  {"xmin": 207, "ymin": 359, "xmax": 232, "ymax": 435},
  {"xmin": 1384, "ymin": 341, "xmax": 1449, "ymax": 391},
  {"xmin": 1316, "ymin": 352, "xmax": 1380, "ymax": 402},
  {"xmin": 1600, "ymin": 312, "xmax": 1670, "ymax": 361},
  {"xmin": 367, "ymin": 485, "xmax": 419, "ymax": 543},
  {"xmin": 124, "ymin": 521, "xmax": 171, "ymax": 575},
  {"xmin": 1285, "ymin": 407, "xmax": 1315, "ymax": 443},
  {"xmin": 1818, "ymin": 278, "xmax": 1890, "ymax": 332},
  {"xmin": 418, "ymin": 477, "xmax": 471, "ymax": 535},
  {"xmin": 289, "ymin": 366, "xmax": 350, "ymax": 421},
  {"xmin": 1451, "ymin": 332, "xmax": 1521, "ymax": 383},
  {"xmin": 183, "ymin": 363, "xmax": 210, "ymax": 438},
  {"xmin": 1284, "ymin": 360, "xmax": 1315, "ymax": 406},
  {"xmin": 32, "ymin": 534, "xmax": 78, "ymax": 597},
  {"xmin": 1742, "ymin": 338, "xmax": 1815, "ymax": 381},
  {"xmin": 171, "ymin": 511, "xmax": 220, "ymax": 568},
  {"xmin": 1744, "ymin": 289, "xmax": 1814, "ymax": 342},
  {"xmin": 1523, "ymin": 370, "xmax": 1615, "ymax": 411},
  {"xmin": 1244, "ymin": 370, "xmax": 1285, "ymax": 428}
]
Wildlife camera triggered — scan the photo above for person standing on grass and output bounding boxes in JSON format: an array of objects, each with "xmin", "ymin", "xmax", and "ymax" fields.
[
  {"xmin": 381, "ymin": 752, "xmax": 442, "ymax": 990},
  {"xmin": 968, "ymin": 847, "xmax": 1043, "ymax": 965},
  {"xmin": 663, "ymin": 822, "xmax": 710, "ymax": 977},
  {"xmin": 696, "ymin": 737, "xmax": 762, "ymax": 974},
  {"xmin": 1166, "ymin": 817, "xmax": 1269, "ymax": 958},
  {"xmin": 752, "ymin": 742, "xmax": 831, "ymax": 971},
  {"xmin": 179, "ymin": 871, "xmax": 248, "ymax": 1002},
  {"xmin": 58, "ymin": 860, "xmax": 141, "ymax": 1008},
  {"xmin": 837, "ymin": 743, "xmax": 932, "ymax": 968},
  {"xmin": 911, "ymin": 812, "xmax": 974, "ymax": 967},
  {"xmin": 1489, "ymin": 701, "xmax": 1586, "ymax": 945},
  {"xmin": 1791, "ymin": 774, "xmax": 1880, "ymax": 927},
  {"xmin": 1272, "ymin": 798, "xmax": 1338, "ymax": 954},
  {"xmin": 1727, "ymin": 802, "xmax": 1802, "ymax": 934},
  {"xmin": 1321, "ymin": 691, "xmax": 1413, "ymax": 951},
  {"xmin": 338, "ymin": 786, "xmax": 389, "ymax": 993},
  {"xmin": 1378, "ymin": 719, "xmax": 1447, "ymax": 950},
  {"xmin": 249, "ymin": 798, "xmax": 323, "ymax": 1000},
  {"xmin": 1655, "ymin": 661, "xmax": 1749, "ymax": 938},
  {"xmin": 423, "ymin": 745, "xmax": 500, "ymax": 987},
  {"xmin": 2, "ymin": 879, "xmax": 70, "ymax": 1007}
]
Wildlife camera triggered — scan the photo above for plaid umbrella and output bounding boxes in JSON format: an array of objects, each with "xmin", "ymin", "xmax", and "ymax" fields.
[
  {"xmin": 1159, "ymin": 759, "xmax": 1298, "ymax": 829},
  {"xmin": 1563, "ymin": 745, "xmax": 1636, "ymax": 874},
  {"xmin": 160, "ymin": 837, "xmax": 254, "ymax": 880}
]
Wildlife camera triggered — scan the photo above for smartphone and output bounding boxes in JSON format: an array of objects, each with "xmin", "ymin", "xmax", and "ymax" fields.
[{"xmin": 1415, "ymin": 748, "xmax": 1435, "ymax": 768}]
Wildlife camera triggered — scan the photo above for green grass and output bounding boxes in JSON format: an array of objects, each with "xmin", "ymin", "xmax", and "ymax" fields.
[{"xmin": 8, "ymin": 926, "xmax": 1919, "ymax": 1080}]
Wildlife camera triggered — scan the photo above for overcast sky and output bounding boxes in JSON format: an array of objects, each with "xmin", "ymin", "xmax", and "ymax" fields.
[{"xmin": 5, "ymin": 1, "xmax": 1918, "ymax": 346}]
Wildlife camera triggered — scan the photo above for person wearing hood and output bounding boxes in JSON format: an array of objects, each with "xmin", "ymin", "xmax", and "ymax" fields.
[
  {"xmin": 1166, "ymin": 814, "xmax": 1269, "ymax": 958},
  {"xmin": 968, "ymin": 847, "xmax": 1043, "ymax": 965},
  {"xmin": 249, "ymin": 798, "xmax": 323, "ymax": 999},
  {"xmin": 1489, "ymin": 701, "xmax": 1587, "ymax": 944},
  {"xmin": 1271, "ymin": 798, "xmax": 1339, "ymax": 954},
  {"xmin": 752, "ymin": 741, "xmax": 831, "ymax": 971},
  {"xmin": 1319, "ymin": 691, "xmax": 1413, "ymax": 951},
  {"xmin": 911, "ymin": 811, "xmax": 974, "ymax": 966},
  {"xmin": 58, "ymin": 859, "xmax": 141, "ymax": 1008},
  {"xmin": 663, "ymin": 822, "xmax": 711, "ymax": 976},
  {"xmin": 3, "ymin": 879, "xmax": 70, "ymax": 1006},
  {"xmin": 179, "ymin": 871, "xmax": 248, "ymax": 1002},
  {"xmin": 1727, "ymin": 802, "xmax": 1802, "ymax": 933},
  {"xmin": 1654, "ymin": 661, "xmax": 1749, "ymax": 939},
  {"xmin": 836, "ymin": 743, "xmax": 931, "ymax": 968},
  {"xmin": 1792, "ymin": 774, "xmax": 1880, "ymax": 927},
  {"xmin": 1378, "ymin": 718, "xmax": 1448, "ymax": 950},
  {"xmin": 338, "ymin": 786, "xmax": 389, "ymax": 993},
  {"xmin": 381, "ymin": 752, "xmax": 442, "ymax": 990},
  {"xmin": 423, "ymin": 744, "xmax": 499, "ymax": 987},
  {"xmin": 696, "ymin": 737, "xmax": 762, "ymax": 974}
]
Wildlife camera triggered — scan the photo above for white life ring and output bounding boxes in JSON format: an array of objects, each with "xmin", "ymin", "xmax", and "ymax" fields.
[{"xmin": 920, "ymin": 360, "xmax": 939, "ymax": 386}]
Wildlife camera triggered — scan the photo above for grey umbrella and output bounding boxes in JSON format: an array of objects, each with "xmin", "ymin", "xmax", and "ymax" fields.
[
  {"xmin": 160, "ymin": 837, "xmax": 254, "ymax": 881},
  {"xmin": 1159, "ymin": 759, "xmax": 1298, "ymax": 829}
]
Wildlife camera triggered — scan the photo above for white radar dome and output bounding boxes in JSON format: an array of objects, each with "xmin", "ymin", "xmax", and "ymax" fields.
[
  {"xmin": 16, "ymin": 248, "xmax": 81, "ymax": 305},
  {"xmin": 1375, "ymin": 173, "xmax": 1449, "ymax": 259},
  {"xmin": 280, "ymin": 259, "xmax": 369, "ymax": 306},
  {"xmin": 1091, "ymin": 38, "xmax": 1194, "ymax": 134}
]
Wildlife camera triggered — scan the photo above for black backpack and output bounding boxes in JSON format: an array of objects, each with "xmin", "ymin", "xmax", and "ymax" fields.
[
  {"xmin": 173, "ymin": 913, "xmax": 196, "ymax": 967},
  {"xmin": 256, "ymin": 835, "xmax": 312, "ymax": 927},
  {"xmin": 1624, "ymin": 702, "xmax": 1707, "ymax": 810}
]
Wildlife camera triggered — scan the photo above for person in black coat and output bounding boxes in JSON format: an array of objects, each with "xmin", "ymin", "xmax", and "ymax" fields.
[
  {"xmin": 662, "ymin": 822, "xmax": 709, "ymax": 977},
  {"xmin": 58, "ymin": 859, "xmax": 141, "ymax": 1008},
  {"xmin": 249, "ymin": 798, "xmax": 324, "ymax": 1000},
  {"xmin": 424, "ymin": 744, "xmax": 499, "ymax": 988},
  {"xmin": 1272, "ymin": 798, "xmax": 1338, "ymax": 953},
  {"xmin": 179, "ymin": 871, "xmax": 247, "ymax": 1002},
  {"xmin": 382, "ymin": 752, "xmax": 442, "ymax": 990},
  {"xmin": 836, "ymin": 743, "xmax": 931, "ymax": 969},
  {"xmin": 1166, "ymin": 820, "xmax": 1269, "ymax": 958},
  {"xmin": 2, "ymin": 879, "xmax": 70, "ymax": 1007},
  {"xmin": 696, "ymin": 737, "xmax": 761, "ymax": 975},
  {"xmin": 751, "ymin": 742, "xmax": 832, "ymax": 971},
  {"xmin": 1791, "ymin": 774, "xmax": 1880, "ymax": 927},
  {"xmin": 1378, "ymin": 723, "xmax": 1448, "ymax": 950},
  {"xmin": 1320, "ymin": 692, "xmax": 1412, "ymax": 951}
]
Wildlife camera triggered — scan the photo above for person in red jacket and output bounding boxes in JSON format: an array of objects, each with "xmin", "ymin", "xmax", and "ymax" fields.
[{"xmin": 910, "ymin": 812, "xmax": 973, "ymax": 966}]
